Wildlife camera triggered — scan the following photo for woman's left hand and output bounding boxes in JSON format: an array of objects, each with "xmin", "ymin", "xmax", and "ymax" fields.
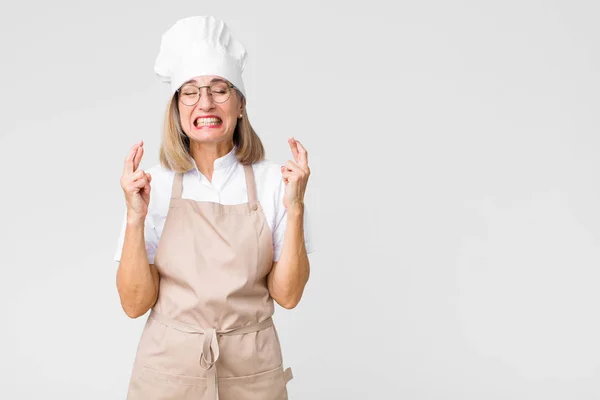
[{"xmin": 281, "ymin": 137, "xmax": 310, "ymax": 210}]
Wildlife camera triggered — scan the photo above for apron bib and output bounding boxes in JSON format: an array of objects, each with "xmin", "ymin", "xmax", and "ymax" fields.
[{"xmin": 126, "ymin": 164, "xmax": 293, "ymax": 400}]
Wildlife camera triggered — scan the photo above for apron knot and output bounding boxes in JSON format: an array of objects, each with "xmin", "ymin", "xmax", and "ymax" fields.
[{"xmin": 199, "ymin": 328, "xmax": 220, "ymax": 370}]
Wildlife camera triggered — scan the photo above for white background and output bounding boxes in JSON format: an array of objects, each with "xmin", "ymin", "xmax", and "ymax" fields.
[{"xmin": 1, "ymin": 0, "xmax": 599, "ymax": 399}]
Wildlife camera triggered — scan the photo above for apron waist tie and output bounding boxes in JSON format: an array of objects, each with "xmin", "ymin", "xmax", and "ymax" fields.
[{"xmin": 149, "ymin": 310, "xmax": 274, "ymax": 400}]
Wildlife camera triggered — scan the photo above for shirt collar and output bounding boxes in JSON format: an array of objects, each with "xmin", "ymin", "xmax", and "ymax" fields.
[
  {"xmin": 214, "ymin": 145, "xmax": 238, "ymax": 170},
  {"xmin": 188, "ymin": 145, "xmax": 238, "ymax": 177}
]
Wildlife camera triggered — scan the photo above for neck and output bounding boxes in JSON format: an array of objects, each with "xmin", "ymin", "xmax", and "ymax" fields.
[{"xmin": 189, "ymin": 139, "xmax": 234, "ymax": 182}]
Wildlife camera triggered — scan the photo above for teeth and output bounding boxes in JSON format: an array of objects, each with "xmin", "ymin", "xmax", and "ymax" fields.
[{"xmin": 195, "ymin": 117, "xmax": 222, "ymax": 126}]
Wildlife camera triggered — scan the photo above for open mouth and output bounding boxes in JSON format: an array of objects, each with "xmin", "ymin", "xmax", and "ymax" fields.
[{"xmin": 194, "ymin": 116, "xmax": 223, "ymax": 128}]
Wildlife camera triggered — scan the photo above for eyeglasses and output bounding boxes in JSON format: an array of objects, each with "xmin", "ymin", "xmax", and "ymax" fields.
[{"xmin": 177, "ymin": 82, "xmax": 235, "ymax": 106}]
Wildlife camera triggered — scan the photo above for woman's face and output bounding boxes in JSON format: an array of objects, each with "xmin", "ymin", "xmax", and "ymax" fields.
[{"xmin": 177, "ymin": 75, "xmax": 244, "ymax": 144}]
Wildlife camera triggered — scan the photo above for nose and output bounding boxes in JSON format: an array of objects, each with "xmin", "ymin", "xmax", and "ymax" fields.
[{"xmin": 196, "ymin": 87, "xmax": 215, "ymax": 110}]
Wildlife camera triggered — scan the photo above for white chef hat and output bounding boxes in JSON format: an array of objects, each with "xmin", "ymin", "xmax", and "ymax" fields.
[{"xmin": 154, "ymin": 16, "xmax": 248, "ymax": 97}]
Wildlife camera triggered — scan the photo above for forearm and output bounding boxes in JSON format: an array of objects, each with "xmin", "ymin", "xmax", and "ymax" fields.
[
  {"xmin": 268, "ymin": 204, "xmax": 310, "ymax": 309},
  {"xmin": 116, "ymin": 219, "xmax": 159, "ymax": 318}
]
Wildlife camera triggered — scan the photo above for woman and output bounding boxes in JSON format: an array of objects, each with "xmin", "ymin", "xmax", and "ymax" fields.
[{"xmin": 113, "ymin": 16, "xmax": 313, "ymax": 399}]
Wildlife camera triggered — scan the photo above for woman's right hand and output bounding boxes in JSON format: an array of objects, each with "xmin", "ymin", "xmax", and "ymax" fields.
[{"xmin": 121, "ymin": 141, "xmax": 152, "ymax": 224}]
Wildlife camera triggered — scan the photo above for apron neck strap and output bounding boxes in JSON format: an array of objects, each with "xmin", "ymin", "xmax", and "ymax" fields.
[
  {"xmin": 171, "ymin": 172, "xmax": 184, "ymax": 200},
  {"xmin": 243, "ymin": 164, "xmax": 257, "ymax": 203}
]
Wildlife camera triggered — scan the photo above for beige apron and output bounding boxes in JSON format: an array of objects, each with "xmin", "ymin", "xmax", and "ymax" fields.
[{"xmin": 126, "ymin": 164, "xmax": 293, "ymax": 400}]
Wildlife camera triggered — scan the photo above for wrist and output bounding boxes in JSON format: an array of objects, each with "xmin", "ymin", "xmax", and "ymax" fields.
[
  {"xmin": 287, "ymin": 202, "xmax": 304, "ymax": 218},
  {"xmin": 126, "ymin": 212, "xmax": 145, "ymax": 227}
]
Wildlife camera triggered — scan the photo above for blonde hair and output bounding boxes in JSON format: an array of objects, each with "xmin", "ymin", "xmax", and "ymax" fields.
[{"xmin": 159, "ymin": 89, "xmax": 265, "ymax": 172}]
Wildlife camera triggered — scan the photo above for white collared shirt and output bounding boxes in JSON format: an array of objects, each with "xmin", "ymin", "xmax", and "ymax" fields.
[{"xmin": 114, "ymin": 147, "xmax": 314, "ymax": 264}]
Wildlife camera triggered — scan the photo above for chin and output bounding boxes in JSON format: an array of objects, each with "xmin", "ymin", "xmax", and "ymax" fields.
[{"xmin": 187, "ymin": 129, "xmax": 231, "ymax": 143}]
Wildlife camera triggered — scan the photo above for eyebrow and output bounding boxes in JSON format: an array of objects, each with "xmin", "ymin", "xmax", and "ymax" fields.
[{"xmin": 182, "ymin": 78, "xmax": 229, "ymax": 85}]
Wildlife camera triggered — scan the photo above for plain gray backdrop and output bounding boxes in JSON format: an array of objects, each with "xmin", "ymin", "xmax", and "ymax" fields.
[{"xmin": 1, "ymin": 0, "xmax": 599, "ymax": 399}]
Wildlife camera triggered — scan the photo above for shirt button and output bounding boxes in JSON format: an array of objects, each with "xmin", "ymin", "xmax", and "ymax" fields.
[{"xmin": 251, "ymin": 204, "xmax": 258, "ymax": 211}]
